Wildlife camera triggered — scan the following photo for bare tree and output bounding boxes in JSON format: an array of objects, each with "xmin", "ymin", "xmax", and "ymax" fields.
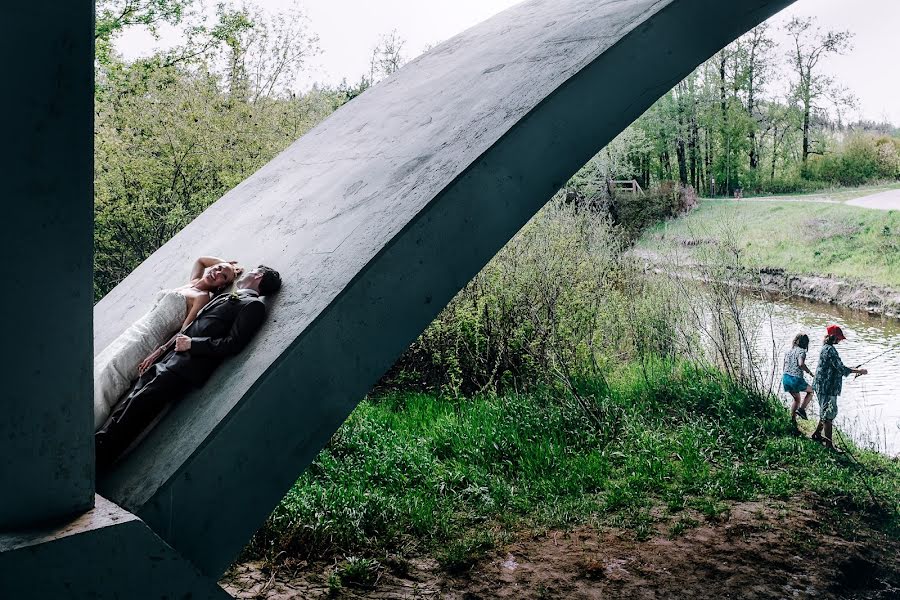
[
  {"xmin": 785, "ymin": 17, "xmax": 853, "ymax": 163},
  {"xmin": 369, "ymin": 29, "xmax": 406, "ymax": 83},
  {"xmin": 734, "ymin": 24, "xmax": 776, "ymax": 171}
]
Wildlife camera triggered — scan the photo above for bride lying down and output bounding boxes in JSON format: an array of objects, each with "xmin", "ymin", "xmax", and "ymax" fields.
[{"xmin": 93, "ymin": 256, "xmax": 242, "ymax": 430}]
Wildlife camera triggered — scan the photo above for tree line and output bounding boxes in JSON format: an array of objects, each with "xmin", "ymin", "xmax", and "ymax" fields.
[{"xmin": 576, "ymin": 18, "xmax": 900, "ymax": 199}]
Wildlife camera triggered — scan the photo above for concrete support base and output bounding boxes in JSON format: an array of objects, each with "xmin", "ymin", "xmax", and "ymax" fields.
[{"xmin": 0, "ymin": 496, "xmax": 229, "ymax": 599}]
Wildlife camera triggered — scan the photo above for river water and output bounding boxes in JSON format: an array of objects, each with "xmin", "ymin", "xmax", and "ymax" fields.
[{"xmin": 748, "ymin": 296, "xmax": 900, "ymax": 456}]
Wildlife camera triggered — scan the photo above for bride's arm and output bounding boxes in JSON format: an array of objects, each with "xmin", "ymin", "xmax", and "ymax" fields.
[
  {"xmin": 189, "ymin": 256, "xmax": 233, "ymax": 282},
  {"xmin": 139, "ymin": 327, "xmax": 182, "ymax": 374},
  {"xmin": 138, "ymin": 297, "xmax": 212, "ymax": 375}
]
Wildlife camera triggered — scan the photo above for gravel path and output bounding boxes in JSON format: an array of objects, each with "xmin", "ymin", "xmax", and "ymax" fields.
[
  {"xmin": 725, "ymin": 187, "xmax": 900, "ymax": 210},
  {"xmin": 846, "ymin": 188, "xmax": 900, "ymax": 210}
]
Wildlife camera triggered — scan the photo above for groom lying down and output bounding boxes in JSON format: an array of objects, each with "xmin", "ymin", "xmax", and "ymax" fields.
[{"xmin": 95, "ymin": 265, "xmax": 282, "ymax": 470}]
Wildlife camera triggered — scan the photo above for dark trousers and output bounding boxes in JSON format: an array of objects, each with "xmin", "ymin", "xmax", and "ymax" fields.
[{"xmin": 95, "ymin": 365, "xmax": 190, "ymax": 470}]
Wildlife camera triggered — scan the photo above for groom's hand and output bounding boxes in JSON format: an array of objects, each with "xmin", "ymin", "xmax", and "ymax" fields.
[{"xmin": 175, "ymin": 334, "xmax": 192, "ymax": 352}]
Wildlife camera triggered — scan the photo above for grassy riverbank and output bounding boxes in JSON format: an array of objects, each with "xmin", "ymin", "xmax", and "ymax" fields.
[
  {"xmin": 248, "ymin": 360, "xmax": 900, "ymax": 572},
  {"xmin": 637, "ymin": 198, "xmax": 900, "ymax": 288},
  {"xmin": 232, "ymin": 204, "xmax": 900, "ymax": 597}
]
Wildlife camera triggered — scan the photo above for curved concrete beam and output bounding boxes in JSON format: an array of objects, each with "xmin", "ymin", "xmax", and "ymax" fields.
[{"xmin": 98, "ymin": 0, "xmax": 795, "ymax": 576}]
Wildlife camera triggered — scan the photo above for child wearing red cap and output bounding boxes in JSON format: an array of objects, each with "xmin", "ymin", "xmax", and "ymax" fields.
[{"xmin": 811, "ymin": 325, "xmax": 868, "ymax": 450}]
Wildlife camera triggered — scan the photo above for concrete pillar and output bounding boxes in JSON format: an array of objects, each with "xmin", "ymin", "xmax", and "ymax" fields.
[{"xmin": 0, "ymin": 2, "xmax": 94, "ymax": 528}]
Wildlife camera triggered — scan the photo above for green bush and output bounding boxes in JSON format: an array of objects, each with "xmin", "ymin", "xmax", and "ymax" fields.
[
  {"xmin": 752, "ymin": 174, "xmax": 832, "ymax": 195},
  {"xmin": 836, "ymin": 136, "xmax": 881, "ymax": 185},
  {"xmin": 375, "ymin": 202, "xmax": 679, "ymax": 396},
  {"xmin": 610, "ymin": 181, "xmax": 697, "ymax": 240},
  {"xmin": 802, "ymin": 134, "xmax": 900, "ymax": 187},
  {"xmin": 875, "ymin": 136, "xmax": 900, "ymax": 179}
]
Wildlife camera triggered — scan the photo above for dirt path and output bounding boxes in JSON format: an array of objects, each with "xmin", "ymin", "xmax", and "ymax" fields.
[
  {"xmin": 726, "ymin": 196, "xmax": 842, "ymax": 205},
  {"xmin": 846, "ymin": 188, "xmax": 900, "ymax": 211},
  {"xmin": 221, "ymin": 497, "xmax": 900, "ymax": 599}
]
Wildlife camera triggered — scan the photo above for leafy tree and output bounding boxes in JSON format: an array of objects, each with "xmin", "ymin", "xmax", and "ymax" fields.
[
  {"xmin": 565, "ymin": 14, "xmax": 892, "ymax": 201},
  {"xmin": 732, "ymin": 24, "xmax": 776, "ymax": 173},
  {"xmin": 95, "ymin": 0, "xmax": 191, "ymax": 64},
  {"xmin": 93, "ymin": 0, "xmax": 330, "ymax": 297}
]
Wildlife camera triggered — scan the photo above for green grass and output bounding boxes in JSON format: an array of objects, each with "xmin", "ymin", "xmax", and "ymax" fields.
[
  {"xmin": 330, "ymin": 556, "xmax": 381, "ymax": 590},
  {"xmin": 637, "ymin": 199, "xmax": 900, "ymax": 288},
  {"xmin": 249, "ymin": 360, "xmax": 900, "ymax": 564}
]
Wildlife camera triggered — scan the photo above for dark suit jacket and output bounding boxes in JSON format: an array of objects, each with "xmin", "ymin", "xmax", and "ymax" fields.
[{"xmin": 157, "ymin": 289, "xmax": 266, "ymax": 386}]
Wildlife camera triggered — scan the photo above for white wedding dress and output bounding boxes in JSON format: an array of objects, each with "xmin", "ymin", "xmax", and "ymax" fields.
[{"xmin": 93, "ymin": 289, "xmax": 188, "ymax": 431}]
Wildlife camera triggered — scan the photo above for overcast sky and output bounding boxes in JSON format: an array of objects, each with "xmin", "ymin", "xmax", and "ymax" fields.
[{"xmin": 119, "ymin": 0, "xmax": 900, "ymax": 124}]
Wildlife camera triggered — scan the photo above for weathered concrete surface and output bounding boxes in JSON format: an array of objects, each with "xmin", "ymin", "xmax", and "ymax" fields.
[
  {"xmin": 0, "ymin": 496, "xmax": 229, "ymax": 599},
  {"xmin": 97, "ymin": 0, "xmax": 796, "ymax": 576},
  {"xmin": 0, "ymin": 2, "xmax": 94, "ymax": 528}
]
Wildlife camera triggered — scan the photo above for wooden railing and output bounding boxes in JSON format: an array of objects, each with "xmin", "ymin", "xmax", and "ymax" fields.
[{"xmin": 610, "ymin": 179, "xmax": 644, "ymax": 195}]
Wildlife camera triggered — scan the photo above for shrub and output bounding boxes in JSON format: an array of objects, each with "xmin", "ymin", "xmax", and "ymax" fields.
[
  {"xmin": 610, "ymin": 182, "xmax": 698, "ymax": 240},
  {"xmin": 375, "ymin": 201, "xmax": 680, "ymax": 396},
  {"xmin": 837, "ymin": 136, "xmax": 881, "ymax": 185},
  {"xmin": 875, "ymin": 136, "xmax": 900, "ymax": 179},
  {"xmin": 802, "ymin": 134, "xmax": 900, "ymax": 187},
  {"xmin": 749, "ymin": 171, "xmax": 834, "ymax": 196}
]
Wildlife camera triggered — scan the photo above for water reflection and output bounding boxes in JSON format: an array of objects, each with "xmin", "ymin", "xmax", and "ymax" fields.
[{"xmin": 748, "ymin": 295, "xmax": 900, "ymax": 455}]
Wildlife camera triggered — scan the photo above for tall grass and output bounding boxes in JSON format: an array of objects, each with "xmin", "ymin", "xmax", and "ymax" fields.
[{"xmin": 249, "ymin": 360, "xmax": 900, "ymax": 564}]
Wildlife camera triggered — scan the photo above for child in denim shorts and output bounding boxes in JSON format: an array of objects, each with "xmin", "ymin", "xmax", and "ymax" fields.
[{"xmin": 782, "ymin": 333, "xmax": 813, "ymax": 426}]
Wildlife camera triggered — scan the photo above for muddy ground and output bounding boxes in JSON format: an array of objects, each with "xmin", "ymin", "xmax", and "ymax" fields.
[{"xmin": 221, "ymin": 496, "xmax": 899, "ymax": 599}]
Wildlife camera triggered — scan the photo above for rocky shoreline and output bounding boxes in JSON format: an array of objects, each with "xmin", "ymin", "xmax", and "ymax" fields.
[
  {"xmin": 633, "ymin": 249, "xmax": 900, "ymax": 319},
  {"xmin": 754, "ymin": 267, "xmax": 900, "ymax": 319}
]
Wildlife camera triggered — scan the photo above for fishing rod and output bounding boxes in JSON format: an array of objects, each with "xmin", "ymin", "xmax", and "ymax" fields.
[
  {"xmin": 855, "ymin": 344, "xmax": 900, "ymax": 367},
  {"xmin": 851, "ymin": 344, "xmax": 900, "ymax": 378}
]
